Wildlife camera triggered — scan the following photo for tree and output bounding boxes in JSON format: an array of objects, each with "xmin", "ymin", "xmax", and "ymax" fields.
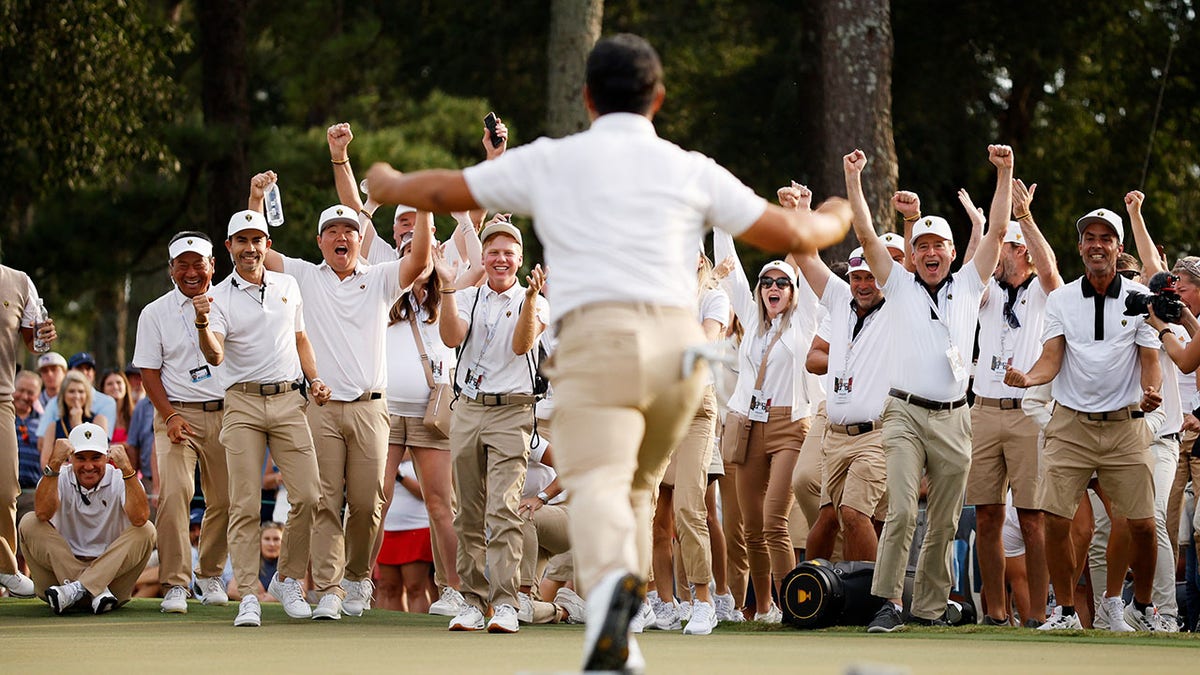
[{"xmin": 546, "ymin": 0, "xmax": 603, "ymax": 137}]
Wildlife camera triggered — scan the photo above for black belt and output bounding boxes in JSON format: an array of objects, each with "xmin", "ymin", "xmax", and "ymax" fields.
[
  {"xmin": 1160, "ymin": 432, "xmax": 1181, "ymax": 442},
  {"xmin": 828, "ymin": 421, "xmax": 876, "ymax": 436},
  {"xmin": 467, "ymin": 393, "xmax": 538, "ymax": 407},
  {"xmin": 889, "ymin": 389, "xmax": 967, "ymax": 412},
  {"xmin": 351, "ymin": 392, "xmax": 384, "ymax": 402},
  {"xmin": 975, "ymin": 396, "xmax": 1023, "ymax": 410},
  {"xmin": 1059, "ymin": 404, "xmax": 1145, "ymax": 422},
  {"xmin": 229, "ymin": 381, "xmax": 300, "ymax": 396},
  {"xmin": 169, "ymin": 400, "xmax": 224, "ymax": 412}
]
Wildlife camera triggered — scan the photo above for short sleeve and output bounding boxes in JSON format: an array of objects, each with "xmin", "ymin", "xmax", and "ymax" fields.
[
  {"xmin": 207, "ymin": 293, "xmax": 228, "ymax": 337},
  {"xmin": 534, "ymin": 294, "xmax": 550, "ymax": 327},
  {"xmin": 462, "ymin": 141, "xmax": 549, "ymax": 216},
  {"xmin": 21, "ymin": 276, "xmax": 39, "ymax": 328},
  {"xmin": 456, "ymin": 287, "xmax": 480, "ymax": 325},
  {"xmin": 131, "ymin": 305, "xmax": 164, "ymax": 370},
  {"xmin": 290, "ymin": 280, "xmax": 305, "ymax": 333},
  {"xmin": 700, "ymin": 289, "xmax": 730, "ymax": 327},
  {"xmin": 1041, "ymin": 291, "xmax": 1065, "ymax": 343},
  {"xmin": 698, "ymin": 155, "xmax": 767, "ymax": 238}
]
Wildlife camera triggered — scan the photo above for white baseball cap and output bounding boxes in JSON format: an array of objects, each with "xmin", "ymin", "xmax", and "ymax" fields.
[
  {"xmin": 37, "ymin": 352, "xmax": 67, "ymax": 371},
  {"xmin": 909, "ymin": 216, "xmax": 954, "ymax": 246},
  {"xmin": 69, "ymin": 423, "xmax": 109, "ymax": 456},
  {"xmin": 395, "ymin": 205, "xmax": 417, "ymax": 222},
  {"xmin": 317, "ymin": 205, "xmax": 362, "ymax": 235},
  {"xmin": 168, "ymin": 235, "xmax": 214, "ymax": 260},
  {"xmin": 226, "ymin": 210, "xmax": 270, "ymax": 239},
  {"xmin": 881, "ymin": 232, "xmax": 905, "ymax": 253},
  {"xmin": 757, "ymin": 260, "xmax": 797, "ymax": 286},
  {"xmin": 1076, "ymin": 208, "xmax": 1124, "ymax": 244},
  {"xmin": 1003, "ymin": 221, "xmax": 1026, "ymax": 246},
  {"xmin": 480, "ymin": 221, "xmax": 523, "ymax": 247},
  {"xmin": 847, "ymin": 247, "xmax": 870, "ymax": 274}
]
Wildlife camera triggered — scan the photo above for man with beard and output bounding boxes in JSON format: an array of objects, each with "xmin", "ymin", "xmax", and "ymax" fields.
[
  {"xmin": 133, "ymin": 232, "xmax": 232, "ymax": 614},
  {"xmin": 194, "ymin": 209, "xmax": 331, "ymax": 627},
  {"xmin": 851, "ymin": 145, "xmax": 1009, "ymax": 633},
  {"xmin": 967, "ymin": 179, "xmax": 1062, "ymax": 627}
]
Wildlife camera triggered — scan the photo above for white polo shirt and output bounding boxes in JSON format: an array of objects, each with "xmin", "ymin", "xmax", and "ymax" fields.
[
  {"xmin": 973, "ymin": 276, "xmax": 1049, "ymax": 399},
  {"xmin": 818, "ymin": 279, "xmax": 892, "ymax": 424},
  {"xmin": 1157, "ymin": 325, "xmax": 1186, "ymax": 436},
  {"xmin": 881, "ymin": 260, "xmax": 986, "ymax": 402},
  {"xmin": 1043, "ymin": 276, "xmax": 1159, "ymax": 412},
  {"xmin": 133, "ymin": 286, "xmax": 226, "ymax": 402},
  {"xmin": 207, "ymin": 269, "xmax": 305, "ymax": 388},
  {"xmin": 281, "ymin": 256, "xmax": 403, "ymax": 401},
  {"xmin": 454, "ymin": 282, "xmax": 549, "ymax": 396},
  {"xmin": 462, "ymin": 113, "xmax": 766, "ymax": 322},
  {"xmin": 52, "ymin": 465, "xmax": 130, "ymax": 558}
]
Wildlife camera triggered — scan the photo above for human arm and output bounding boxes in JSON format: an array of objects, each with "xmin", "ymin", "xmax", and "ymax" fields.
[
  {"xmin": 957, "ymin": 188, "xmax": 985, "ymax": 264},
  {"xmin": 451, "ymin": 210, "xmax": 485, "ymax": 280},
  {"xmin": 1125, "ymin": 190, "xmax": 1168, "ymax": 278},
  {"xmin": 483, "ymin": 115, "xmax": 509, "ymax": 160},
  {"xmin": 295, "ymin": 331, "xmax": 330, "ymax": 405},
  {"xmin": 805, "ymin": 335, "xmax": 831, "ymax": 376},
  {"xmin": 436, "ymin": 256, "xmax": 470, "ymax": 348},
  {"xmin": 192, "ymin": 293, "xmax": 225, "ymax": 366},
  {"xmin": 712, "ymin": 230, "xmax": 755, "ymax": 327},
  {"xmin": 34, "ymin": 439, "xmax": 70, "ymax": 520},
  {"xmin": 844, "ymin": 150, "xmax": 893, "ymax": 286},
  {"xmin": 1012, "ymin": 179, "xmax": 1064, "ymax": 293},
  {"xmin": 779, "ymin": 183, "xmax": 835, "ymax": 298},
  {"xmin": 246, "ymin": 171, "xmax": 286, "ymax": 273},
  {"xmin": 735, "ymin": 196, "xmax": 852, "ymax": 260},
  {"xmin": 891, "ymin": 191, "xmax": 919, "ymax": 271},
  {"xmin": 512, "ymin": 265, "xmax": 547, "ymax": 355},
  {"xmin": 1139, "ymin": 345, "xmax": 1164, "ymax": 412},
  {"xmin": 365, "ymin": 164, "xmax": 480, "ymax": 214},
  {"xmin": 1149, "ymin": 307, "xmax": 1200, "ymax": 373},
  {"xmin": 1003, "ymin": 335, "xmax": 1066, "ymax": 387},
  {"xmin": 139, "ymin": 368, "xmax": 193, "ymax": 444},
  {"xmin": 397, "ymin": 211, "xmax": 434, "ymax": 288},
  {"xmin": 109, "ymin": 444, "xmax": 149, "ymax": 526},
  {"xmin": 970, "ymin": 145, "xmax": 1012, "ymax": 284},
  {"xmin": 702, "ymin": 318, "xmax": 724, "ymax": 343},
  {"xmin": 327, "ymin": 123, "xmax": 380, "ymax": 257}
]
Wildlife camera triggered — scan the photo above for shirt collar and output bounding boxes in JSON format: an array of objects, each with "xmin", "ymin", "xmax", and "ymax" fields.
[
  {"xmin": 590, "ymin": 112, "xmax": 659, "ymax": 137},
  {"xmin": 1080, "ymin": 274, "xmax": 1123, "ymax": 299},
  {"xmin": 171, "ymin": 285, "xmax": 206, "ymax": 307},
  {"xmin": 484, "ymin": 282, "xmax": 523, "ymax": 301},
  {"xmin": 231, "ymin": 269, "xmax": 269, "ymax": 288},
  {"xmin": 316, "ymin": 260, "xmax": 364, "ymax": 277}
]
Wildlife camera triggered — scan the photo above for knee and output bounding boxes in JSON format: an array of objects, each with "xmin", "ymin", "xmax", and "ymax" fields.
[
  {"xmin": 975, "ymin": 506, "xmax": 1006, "ymax": 534},
  {"xmin": 1127, "ymin": 517, "xmax": 1156, "ymax": 540},
  {"xmin": 839, "ymin": 506, "xmax": 871, "ymax": 532},
  {"xmin": 17, "ymin": 511, "xmax": 40, "ymax": 537}
]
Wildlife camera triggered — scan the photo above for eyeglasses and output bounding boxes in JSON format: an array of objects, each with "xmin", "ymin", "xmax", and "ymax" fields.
[
  {"xmin": 758, "ymin": 277, "xmax": 793, "ymax": 289},
  {"xmin": 1118, "ymin": 269, "xmax": 1139, "ymax": 280},
  {"xmin": 847, "ymin": 256, "xmax": 866, "ymax": 268}
]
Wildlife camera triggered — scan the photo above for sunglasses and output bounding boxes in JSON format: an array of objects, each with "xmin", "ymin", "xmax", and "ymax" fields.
[
  {"xmin": 1118, "ymin": 269, "xmax": 1139, "ymax": 280},
  {"xmin": 848, "ymin": 256, "xmax": 866, "ymax": 268},
  {"xmin": 759, "ymin": 277, "xmax": 793, "ymax": 289}
]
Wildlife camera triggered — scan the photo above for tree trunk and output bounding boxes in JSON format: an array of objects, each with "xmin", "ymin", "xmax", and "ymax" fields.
[
  {"xmin": 545, "ymin": 0, "xmax": 603, "ymax": 138},
  {"xmin": 198, "ymin": 0, "xmax": 250, "ymax": 279},
  {"xmin": 812, "ymin": 0, "xmax": 898, "ymax": 262}
]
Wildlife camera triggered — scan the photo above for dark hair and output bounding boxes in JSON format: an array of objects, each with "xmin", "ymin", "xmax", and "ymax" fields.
[
  {"xmin": 389, "ymin": 269, "xmax": 444, "ymax": 326},
  {"xmin": 585, "ymin": 33, "xmax": 663, "ymax": 115},
  {"xmin": 99, "ymin": 369, "xmax": 134, "ymax": 430}
]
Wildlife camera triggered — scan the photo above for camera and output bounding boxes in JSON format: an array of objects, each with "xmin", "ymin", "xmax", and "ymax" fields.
[{"xmin": 1123, "ymin": 271, "xmax": 1184, "ymax": 323}]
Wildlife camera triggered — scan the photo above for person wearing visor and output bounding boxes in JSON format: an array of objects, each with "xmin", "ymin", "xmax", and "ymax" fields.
[{"xmin": 20, "ymin": 422, "xmax": 154, "ymax": 614}]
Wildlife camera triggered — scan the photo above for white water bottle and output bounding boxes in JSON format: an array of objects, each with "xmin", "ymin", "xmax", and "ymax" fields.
[
  {"xmin": 264, "ymin": 182, "xmax": 285, "ymax": 227},
  {"xmin": 32, "ymin": 299, "xmax": 50, "ymax": 353}
]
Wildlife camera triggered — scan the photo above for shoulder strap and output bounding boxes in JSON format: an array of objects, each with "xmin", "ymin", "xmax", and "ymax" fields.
[
  {"xmin": 753, "ymin": 328, "xmax": 783, "ymax": 391},
  {"xmin": 409, "ymin": 316, "xmax": 436, "ymax": 390}
]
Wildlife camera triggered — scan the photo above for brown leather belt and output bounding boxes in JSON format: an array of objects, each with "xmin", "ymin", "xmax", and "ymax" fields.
[
  {"xmin": 889, "ymin": 388, "xmax": 967, "ymax": 412},
  {"xmin": 466, "ymin": 393, "xmax": 537, "ymax": 407},
  {"xmin": 229, "ymin": 381, "xmax": 299, "ymax": 396},
  {"xmin": 169, "ymin": 400, "xmax": 224, "ymax": 412},
  {"xmin": 975, "ymin": 396, "xmax": 1023, "ymax": 410}
]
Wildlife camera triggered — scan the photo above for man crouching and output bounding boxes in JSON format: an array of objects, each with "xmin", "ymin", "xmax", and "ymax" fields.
[{"xmin": 19, "ymin": 422, "xmax": 155, "ymax": 614}]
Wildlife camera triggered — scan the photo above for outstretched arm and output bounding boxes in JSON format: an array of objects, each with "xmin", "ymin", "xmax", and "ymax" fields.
[
  {"xmin": 1125, "ymin": 190, "xmax": 1168, "ymax": 278},
  {"xmin": 1012, "ymin": 179, "xmax": 1063, "ymax": 293},
  {"xmin": 844, "ymin": 150, "xmax": 893, "ymax": 286},
  {"xmin": 970, "ymin": 144, "xmax": 1012, "ymax": 284},
  {"xmin": 957, "ymin": 188, "xmax": 986, "ymax": 264}
]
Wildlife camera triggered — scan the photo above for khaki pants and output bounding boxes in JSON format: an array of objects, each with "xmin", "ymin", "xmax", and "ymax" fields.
[
  {"xmin": 549, "ymin": 304, "xmax": 707, "ymax": 595},
  {"xmin": 662, "ymin": 387, "xmax": 717, "ymax": 586},
  {"xmin": 717, "ymin": 467, "xmax": 747, "ymax": 605},
  {"xmin": 19, "ymin": 513, "xmax": 156, "ymax": 603},
  {"xmin": 1169, "ymin": 431, "xmax": 1200, "ymax": 552},
  {"xmin": 308, "ymin": 399, "xmax": 389, "ymax": 596},
  {"xmin": 221, "ymin": 388, "xmax": 320, "ymax": 597},
  {"xmin": 0, "ymin": 401, "xmax": 18, "ymax": 574},
  {"xmin": 451, "ymin": 399, "xmax": 532, "ymax": 610},
  {"xmin": 872, "ymin": 397, "xmax": 972, "ymax": 620},
  {"xmin": 154, "ymin": 406, "xmax": 230, "ymax": 588},
  {"xmin": 792, "ymin": 401, "xmax": 827, "ymax": 531}
]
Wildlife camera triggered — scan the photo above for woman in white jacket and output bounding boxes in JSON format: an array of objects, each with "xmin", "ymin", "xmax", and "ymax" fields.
[{"xmin": 714, "ymin": 229, "xmax": 822, "ymax": 622}]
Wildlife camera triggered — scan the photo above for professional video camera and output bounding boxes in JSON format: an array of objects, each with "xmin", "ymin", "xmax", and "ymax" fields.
[{"xmin": 1123, "ymin": 271, "xmax": 1184, "ymax": 323}]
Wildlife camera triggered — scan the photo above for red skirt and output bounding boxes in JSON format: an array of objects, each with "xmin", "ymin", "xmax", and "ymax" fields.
[{"xmin": 377, "ymin": 528, "xmax": 433, "ymax": 566}]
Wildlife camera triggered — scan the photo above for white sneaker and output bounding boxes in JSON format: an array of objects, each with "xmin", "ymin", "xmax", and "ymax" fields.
[
  {"xmin": 581, "ymin": 571, "xmax": 642, "ymax": 673},
  {"xmin": 340, "ymin": 578, "xmax": 373, "ymax": 617},
  {"xmin": 714, "ymin": 592, "xmax": 744, "ymax": 622},
  {"xmin": 197, "ymin": 576, "xmax": 229, "ymax": 606},
  {"xmin": 46, "ymin": 580, "xmax": 85, "ymax": 615},
  {"xmin": 1153, "ymin": 613, "xmax": 1181, "ymax": 633},
  {"xmin": 268, "ymin": 573, "xmax": 312, "ymax": 619},
  {"xmin": 629, "ymin": 598, "xmax": 655, "ymax": 633},
  {"xmin": 1123, "ymin": 602, "xmax": 1166, "ymax": 632},
  {"xmin": 312, "ymin": 593, "xmax": 342, "ymax": 620},
  {"xmin": 554, "ymin": 587, "xmax": 587, "ymax": 624},
  {"xmin": 1037, "ymin": 606, "xmax": 1083, "ymax": 631},
  {"xmin": 448, "ymin": 604, "xmax": 486, "ymax": 631},
  {"xmin": 517, "ymin": 592, "xmax": 535, "ymax": 624},
  {"xmin": 754, "ymin": 603, "xmax": 783, "ymax": 624},
  {"xmin": 679, "ymin": 596, "xmax": 693, "ymax": 622},
  {"xmin": 1099, "ymin": 595, "xmax": 1134, "ymax": 632},
  {"xmin": 487, "ymin": 603, "xmax": 520, "ymax": 633},
  {"xmin": 652, "ymin": 595, "xmax": 680, "ymax": 630},
  {"xmin": 234, "ymin": 594, "xmax": 262, "ymax": 627},
  {"xmin": 160, "ymin": 585, "xmax": 189, "ymax": 613},
  {"xmin": 91, "ymin": 587, "xmax": 118, "ymax": 614},
  {"xmin": 0, "ymin": 571, "xmax": 35, "ymax": 598},
  {"xmin": 429, "ymin": 586, "xmax": 468, "ymax": 617},
  {"xmin": 683, "ymin": 600, "xmax": 717, "ymax": 635}
]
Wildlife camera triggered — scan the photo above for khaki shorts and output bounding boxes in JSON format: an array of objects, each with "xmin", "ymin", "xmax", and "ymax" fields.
[
  {"xmin": 1038, "ymin": 404, "xmax": 1154, "ymax": 520},
  {"xmin": 388, "ymin": 414, "xmax": 450, "ymax": 451},
  {"xmin": 966, "ymin": 403, "xmax": 1041, "ymax": 509},
  {"xmin": 820, "ymin": 426, "xmax": 887, "ymax": 518}
]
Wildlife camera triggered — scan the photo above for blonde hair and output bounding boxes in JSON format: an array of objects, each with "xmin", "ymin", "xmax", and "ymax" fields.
[
  {"xmin": 754, "ymin": 263, "xmax": 798, "ymax": 337},
  {"xmin": 57, "ymin": 371, "xmax": 95, "ymax": 421}
]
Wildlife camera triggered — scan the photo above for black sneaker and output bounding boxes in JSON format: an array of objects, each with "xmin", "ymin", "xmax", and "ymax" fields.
[
  {"xmin": 908, "ymin": 613, "xmax": 949, "ymax": 627},
  {"xmin": 867, "ymin": 604, "xmax": 905, "ymax": 633},
  {"xmin": 981, "ymin": 614, "xmax": 1010, "ymax": 626}
]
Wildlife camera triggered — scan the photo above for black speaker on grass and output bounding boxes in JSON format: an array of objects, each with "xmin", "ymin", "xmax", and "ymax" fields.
[{"xmin": 780, "ymin": 559, "xmax": 884, "ymax": 629}]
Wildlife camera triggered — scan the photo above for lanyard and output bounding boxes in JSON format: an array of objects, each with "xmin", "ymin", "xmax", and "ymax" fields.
[
  {"xmin": 176, "ymin": 293, "xmax": 208, "ymax": 370},
  {"xmin": 470, "ymin": 288, "xmax": 519, "ymax": 371}
]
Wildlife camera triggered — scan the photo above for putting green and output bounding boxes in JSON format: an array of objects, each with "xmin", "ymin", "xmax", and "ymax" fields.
[{"xmin": 2, "ymin": 599, "xmax": 1197, "ymax": 674}]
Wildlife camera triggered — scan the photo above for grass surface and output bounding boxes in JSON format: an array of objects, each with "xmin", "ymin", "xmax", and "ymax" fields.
[{"xmin": 3, "ymin": 598, "xmax": 1198, "ymax": 674}]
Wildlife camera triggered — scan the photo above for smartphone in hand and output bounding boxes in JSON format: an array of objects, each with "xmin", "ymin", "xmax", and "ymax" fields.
[{"xmin": 484, "ymin": 112, "xmax": 503, "ymax": 148}]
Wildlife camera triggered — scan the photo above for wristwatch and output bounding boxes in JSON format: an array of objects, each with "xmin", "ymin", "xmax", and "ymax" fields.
[
  {"xmin": 537, "ymin": 491, "xmax": 550, "ymax": 504},
  {"xmin": 42, "ymin": 465, "xmax": 59, "ymax": 477}
]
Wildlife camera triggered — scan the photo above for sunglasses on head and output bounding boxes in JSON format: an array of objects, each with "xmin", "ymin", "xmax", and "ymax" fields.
[
  {"xmin": 1118, "ymin": 269, "xmax": 1139, "ymax": 280},
  {"xmin": 759, "ymin": 277, "xmax": 793, "ymax": 289}
]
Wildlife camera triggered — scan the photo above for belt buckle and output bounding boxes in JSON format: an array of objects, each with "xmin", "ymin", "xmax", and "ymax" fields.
[
  {"xmin": 999, "ymin": 399, "xmax": 1016, "ymax": 410},
  {"xmin": 260, "ymin": 383, "xmax": 281, "ymax": 396},
  {"xmin": 203, "ymin": 401, "xmax": 221, "ymax": 412}
]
